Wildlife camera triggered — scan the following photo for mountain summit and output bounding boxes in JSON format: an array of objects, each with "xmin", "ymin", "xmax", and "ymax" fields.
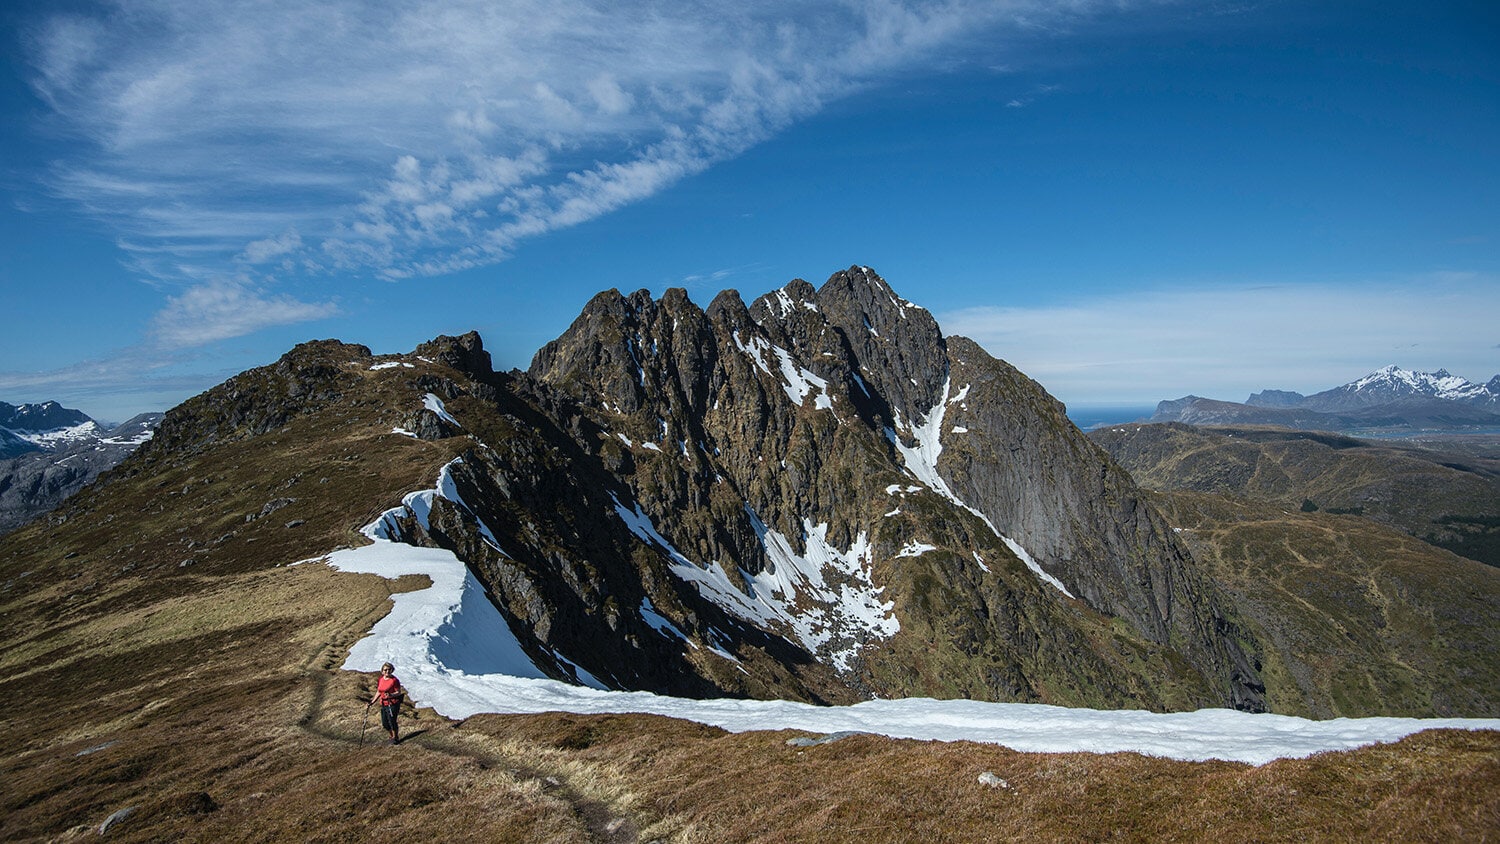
[
  {"xmin": 1164, "ymin": 365, "xmax": 1500, "ymax": 431},
  {"xmin": 92, "ymin": 266, "xmax": 1262, "ymax": 711},
  {"xmin": 1245, "ymin": 365, "xmax": 1500, "ymax": 413}
]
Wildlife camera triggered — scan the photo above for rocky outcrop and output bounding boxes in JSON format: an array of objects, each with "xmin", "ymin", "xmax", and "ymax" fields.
[{"xmin": 133, "ymin": 340, "xmax": 372, "ymax": 464}]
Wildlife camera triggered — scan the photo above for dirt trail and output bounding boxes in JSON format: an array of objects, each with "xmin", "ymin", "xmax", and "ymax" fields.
[{"xmin": 288, "ymin": 581, "xmax": 646, "ymax": 844}]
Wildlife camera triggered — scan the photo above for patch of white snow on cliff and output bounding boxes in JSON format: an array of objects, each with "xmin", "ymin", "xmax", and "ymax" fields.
[
  {"xmin": 423, "ymin": 393, "xmax": 461, "ymax": 427},
  {"xmin": 733, "ymin": 331, "xmax": 834, "ymax": 410},
  {"xmin": 611, "ymin": 495, "xmax": 897, "ymax": 672}
]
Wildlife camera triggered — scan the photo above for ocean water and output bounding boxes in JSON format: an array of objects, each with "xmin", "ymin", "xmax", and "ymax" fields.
[{"xmin": 1065, "ymin": 404, "xmax": 1158, "ymax": 431}]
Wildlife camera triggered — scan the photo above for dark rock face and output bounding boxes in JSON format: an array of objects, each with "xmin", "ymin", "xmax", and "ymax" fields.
[
  {"xmin": 510, "ymin": 266, "xmax": 1264, "ymax": 710},
  {"xmin": 940, "ymin": 339, "xmax": 1259, "ymax": 705}
]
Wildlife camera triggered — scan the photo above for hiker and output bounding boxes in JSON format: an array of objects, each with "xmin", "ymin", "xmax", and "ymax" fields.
[{"xmin": 371, "ymin": 662, "xmax": 409, "ymax": 745}]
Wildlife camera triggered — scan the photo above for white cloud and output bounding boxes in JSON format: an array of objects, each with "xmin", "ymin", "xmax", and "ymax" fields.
[
  {"xmin": 587, "ymin": 73, "xmax": 634, "ymax": 115},
  {"xmin": 151, "ymin": 279, "xmax": 338, "ymax": 348},
  {"xmin": 937, "ymin": 275, "xmax": 1500, "ymax": 404},
  {"xmin": 240, "ymin": 229, "xmax": 303, "ymax": 264},
  {"xmin": 22, "ymin": 0, "xmax": 1142, "ymax": 290}
]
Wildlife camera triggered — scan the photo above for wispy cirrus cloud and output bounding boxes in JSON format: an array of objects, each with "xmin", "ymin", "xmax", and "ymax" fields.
[
  {"xmin": 149, "ymin": 278, "xmax": 339, "ymax": 348},
  {"xmin": 938, "ymin": 274, "xmax": 1500, "ymax": 404},
  {"xmin": 21, "ymin": 1, "xmax": 1147, "ymax": 305}
]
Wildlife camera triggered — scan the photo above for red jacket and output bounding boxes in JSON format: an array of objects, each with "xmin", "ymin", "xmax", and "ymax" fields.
[{"xmin": 376, "ymin": 675, "xmax": 404, "ymax": 706}]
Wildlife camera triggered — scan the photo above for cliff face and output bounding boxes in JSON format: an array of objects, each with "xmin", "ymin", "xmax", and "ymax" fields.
[
  {"xmin": 52, "ymin": 267, "xmax": 1267, "ymax": 711},
  {"xmin": 512, "ymin": 266, "xmax": 1263, "ymax": 709}
]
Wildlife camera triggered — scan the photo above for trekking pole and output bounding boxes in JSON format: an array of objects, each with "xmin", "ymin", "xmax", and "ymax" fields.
[{"xmin": 359, "ymin": 701, "xmax": 372, "ymax": 746}]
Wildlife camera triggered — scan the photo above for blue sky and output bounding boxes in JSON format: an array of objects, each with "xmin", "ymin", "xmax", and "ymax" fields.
[{"xmin": 1, "ymin": 0, "xmax": 1496, "ymax": 423}]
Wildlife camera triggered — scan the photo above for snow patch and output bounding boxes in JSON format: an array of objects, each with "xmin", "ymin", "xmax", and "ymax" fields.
[
  {"xmin": 100, "ymin": 429, "xmax": 155, "ymax": 446},
  {"xmin": 611, "ymin": 494, "xmax": 897, "ymax": 672},
  {"xmin": 851, "ymin": 372, "xmax": 871, "ymax": 398},
  {"xmin": 367, "ymin": 458, "xmax": 506, "ymax": 553},
  {"xmin": 370, "ymin": 361, "xmax": 414, "ymax": 370},
  {"xmin": 318, "ymin": 512, "xmax": 1500, "ymax": 766},
  {"xmin": 640, "ymin": 597, "xmax": 693, "ymax": 645},
  {"xmin": 423, "ymin": 393, "xmax": 461, "ymax": 428},
  {"xmin": 14, "ymin": 420, "xmax": 105, "ymax": 448},
  {"xmin": 733, "ymin": 331, "xmax": 834, "ymax": 410},
  {"xmin": 320, "ymin": 536, "xmax": 552, "ymax": 686}
]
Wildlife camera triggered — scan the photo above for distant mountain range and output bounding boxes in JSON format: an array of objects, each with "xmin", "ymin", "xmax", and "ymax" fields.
[
  {"xmin": 1151, "ymin": 366, "xmax": 1500, "ymax": 432},
  {"xmin": 0, "ymin": 401, "xmax": 163, "ymax": 535}
]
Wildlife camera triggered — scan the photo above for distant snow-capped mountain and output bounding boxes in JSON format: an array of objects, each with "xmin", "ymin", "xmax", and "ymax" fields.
[
  {"xmin": 1160, "ymin": 365, "xmax": 1500, "ymax": 432},
  {"xmin": 0, "ymin": 401, "xmax": 104, "ymax": 455},
  {"xmin": 1304, "ymin": 365, "xmax": 1498, "ymax": 411},
  {"xmin": 0, "ymin": 402, "xmax": 164, "ymax": 535},
  {"xmin": 1248, "ymin": 366, "xmax": 1498, "ymax": 412}
]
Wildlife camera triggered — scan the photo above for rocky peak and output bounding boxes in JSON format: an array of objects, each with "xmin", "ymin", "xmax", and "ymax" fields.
[
  {"xmin": 512, "ymin": 267, "xmax": 1262, "ymax": 709},
  {"xmin": 415, "ymin": 331, "xmax": 492, "ymax": 377},
  {"xmin": 0, "ymin": 400, "xmax": 92, "ymax": 433},
  {"xmin": 142, "ymin": 339, "xmax": 372, "ymax": 460},
  {"xmin": 812, "ymin": 266, "xmax": 948, "ymax": 428}
]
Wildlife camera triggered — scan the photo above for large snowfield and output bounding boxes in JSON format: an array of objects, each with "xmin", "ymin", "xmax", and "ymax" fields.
[{"xmin": 316, "ymin": 533, "xmax": 1500, "ymax": 767}]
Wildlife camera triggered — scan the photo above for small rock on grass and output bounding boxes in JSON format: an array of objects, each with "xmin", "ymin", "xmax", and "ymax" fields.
[
  {"xmin": 98, "ymin": 805, "xmax": 137, "ymax": 835},
  {"xmin": 978, "ymin": 771, "xmax": 1010, "ymax": 789}
]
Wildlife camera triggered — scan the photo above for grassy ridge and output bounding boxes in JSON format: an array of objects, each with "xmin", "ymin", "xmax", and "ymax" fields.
[
  {"xmin": 1155, "ymin": 491, "xmax": 1500, "ymax": 719},
  {"xmin": 2, "ymin": 558, "xmax": 1495, "ymax": 842},
  {"xmin": 1089, "ymin": 423, "xmax": 1500, "ymax": 567}
]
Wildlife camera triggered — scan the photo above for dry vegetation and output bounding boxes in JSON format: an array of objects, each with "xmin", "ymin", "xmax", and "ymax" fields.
[
  {"xmin": 1, "ymin": 558, "xmax": 1496, "ymax": 843},
  {"xmin": 1154, "ymin": 491, "xmax": 1500, "ymax": 719}
]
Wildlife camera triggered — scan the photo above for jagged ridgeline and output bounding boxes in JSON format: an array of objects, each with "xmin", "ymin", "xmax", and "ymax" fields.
[{"xmin": 117, "ymin": 266, "xmax": 1267, "ymax": 711}]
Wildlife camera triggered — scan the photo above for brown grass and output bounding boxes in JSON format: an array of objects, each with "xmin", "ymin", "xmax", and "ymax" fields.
[{"xmin": 0, "ymin": 555, "xmax": 1494, "ymax": 842}]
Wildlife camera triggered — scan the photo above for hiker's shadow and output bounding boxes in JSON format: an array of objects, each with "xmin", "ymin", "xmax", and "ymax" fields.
[{"xmin": 402, "ymin": 728, "xmax": 429, "ymax": 742}]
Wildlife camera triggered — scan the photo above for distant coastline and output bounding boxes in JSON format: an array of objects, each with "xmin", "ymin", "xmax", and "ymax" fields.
[{"xmin": 1065, "ymin": 404, "xmax": 1157, "ymax": 431}]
